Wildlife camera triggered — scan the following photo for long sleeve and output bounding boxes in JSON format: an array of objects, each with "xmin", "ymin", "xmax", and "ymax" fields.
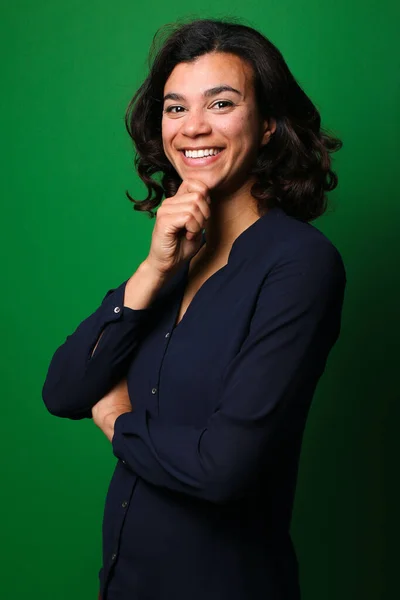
[
  {"xmin": 112, "ymin": 242, "xmax": 346, "ymax": 503},
  {"xmin": 42, "ymin": 280, "xmax": 156, "ymax": 420}
]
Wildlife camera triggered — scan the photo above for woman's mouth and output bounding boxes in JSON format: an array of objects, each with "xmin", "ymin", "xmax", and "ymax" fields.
[{"xmin": 180, "ymin": 148, "xmax": 225, "ymax": 167}]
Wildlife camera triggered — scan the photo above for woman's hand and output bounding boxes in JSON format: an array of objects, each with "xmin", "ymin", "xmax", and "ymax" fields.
[
  {"xmin": 145, "ymin": 178, "xmax": 211, "ymax": 277},
  {"xmin": 92, "ymin": 378, "xmax": 132, "ymax": 442}
]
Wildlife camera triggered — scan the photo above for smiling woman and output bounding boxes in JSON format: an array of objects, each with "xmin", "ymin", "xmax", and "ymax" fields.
[
  {"xmin": 125, "ymin": 17, "xmax": 342, "ymax": 222},
  {"xmin": 160, "ymin": 53, "xmax": 276, "ymax": 188},
  {"xmin": 42, "ymin": 16, "xmax": 346, "ymax": 600}
]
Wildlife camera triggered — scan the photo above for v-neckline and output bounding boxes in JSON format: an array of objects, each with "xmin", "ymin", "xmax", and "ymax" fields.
[
  {"xmin": 173, "ymin": 233, "xmax": 227, "ymax": 331},
  {"xmin": 171, "ymin": 207, "xmax": 282, "ymax": 331}
]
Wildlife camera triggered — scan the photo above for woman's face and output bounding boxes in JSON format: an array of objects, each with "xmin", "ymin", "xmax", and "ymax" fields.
[{"xmin": 161, "ymin": 52, "xmax": 274, "ymax": 194}]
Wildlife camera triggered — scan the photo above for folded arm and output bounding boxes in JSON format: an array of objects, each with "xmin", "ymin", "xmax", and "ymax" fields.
[{"xmin": 42, "ymin": 281, "xmax": 156, "ymax": 419}]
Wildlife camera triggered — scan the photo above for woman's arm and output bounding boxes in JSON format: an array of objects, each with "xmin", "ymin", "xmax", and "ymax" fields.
[
  {"xmin": 42, "ymin": 260, "xmax": 169, "ymax": 420},
  {"xmin": 89, "ymin": 260, "xmax": 169, "ymax": 358},
  {"xmin": 110, "ymin": 242, "xmax": 346, "ymax": 503}
]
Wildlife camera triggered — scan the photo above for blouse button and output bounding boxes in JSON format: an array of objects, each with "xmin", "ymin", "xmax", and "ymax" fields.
[
  {"xmin": 165, "ymin": 332, "xmax": 170, "ymax": 338},
  {"xmin": 113, "ymin": 306, "xmax": 121, "ymax": 314},
  {"xmin": 122, "ymin": 500, "xmax": 128, "ymax": 508},
  {"xmin": 151, "ymin": 387, "xmax": 157, "ymax": 394}
]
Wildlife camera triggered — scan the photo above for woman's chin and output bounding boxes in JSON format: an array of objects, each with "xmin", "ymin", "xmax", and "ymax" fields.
[{"xmin": 184, "ymin": 171, "xmax": 224, "ymax": 189}]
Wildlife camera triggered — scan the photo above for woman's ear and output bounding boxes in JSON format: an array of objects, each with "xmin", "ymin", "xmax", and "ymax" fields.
[{"xmin": 261, "ymin": 117, "xmax": 277, "ymax": 146}]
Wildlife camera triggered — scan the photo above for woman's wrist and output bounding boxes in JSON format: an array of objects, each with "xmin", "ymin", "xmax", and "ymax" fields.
[
  {"xmin": 96, "ymin": 409, "xmax": 132, "ymax": 442},
  {"xmin": 123, "ymin": 259, "xmax": 169, "ymax": 310}
]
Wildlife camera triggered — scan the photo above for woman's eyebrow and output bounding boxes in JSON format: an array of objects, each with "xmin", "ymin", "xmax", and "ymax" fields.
[{"xmin": 163, "ymin": 85, "xmax": 242, "ymax": 103}]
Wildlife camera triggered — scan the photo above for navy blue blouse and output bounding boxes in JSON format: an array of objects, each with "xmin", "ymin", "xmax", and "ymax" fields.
[{"xmin": 42, "ymin": 206, "xmax": 346, "ymax": 600}]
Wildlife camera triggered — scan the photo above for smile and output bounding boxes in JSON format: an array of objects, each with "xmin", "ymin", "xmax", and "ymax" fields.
[{"xmin": 180, "ymin": 149, "xmax": 225, "ymax": 167}]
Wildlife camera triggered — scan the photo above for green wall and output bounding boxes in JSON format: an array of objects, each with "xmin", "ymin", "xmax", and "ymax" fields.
[{"xmin": 1, "ymin": 1, "xmax": 398, "ymax": 598}]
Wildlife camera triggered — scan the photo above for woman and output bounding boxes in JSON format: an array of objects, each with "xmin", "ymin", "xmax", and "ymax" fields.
[{"xmin": 43, "ymin": 17, "xmax": 346, "ymax": 600}]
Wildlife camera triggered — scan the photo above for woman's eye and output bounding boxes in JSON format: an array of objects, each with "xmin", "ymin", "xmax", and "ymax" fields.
[
  {"xmin": 165, "ymin": 106, "xmax": 184, "ymax": 114},
  {"xmin": 212, "ymin": 101, "xmax": 233, "ymax": 109},
  {"xmin": 164, "ymin": 101, "xmax": 233, "ymax": 114}
]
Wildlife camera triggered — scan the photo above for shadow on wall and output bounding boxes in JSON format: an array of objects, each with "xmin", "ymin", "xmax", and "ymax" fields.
[{"xmin": 291, "ymin": 215, "xmax": 397, "ymax": 600}]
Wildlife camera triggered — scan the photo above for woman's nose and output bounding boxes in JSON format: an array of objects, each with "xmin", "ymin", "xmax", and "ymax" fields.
[{"xmin": 180, "ymin": 108, "xmax": 212, "ymax": 137}]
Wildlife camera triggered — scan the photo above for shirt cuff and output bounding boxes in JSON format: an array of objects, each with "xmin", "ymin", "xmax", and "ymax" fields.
[
  {"xmin": 112, "ymin": 408, "xmax": 149, "ymax": 467},
  {"xmin": 100, "ymin": 281, "xmax": 157, "ymax": 325}
]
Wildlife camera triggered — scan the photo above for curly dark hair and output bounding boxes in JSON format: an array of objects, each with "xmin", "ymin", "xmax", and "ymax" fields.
[{"xmin": 124, "ymin": 16, "xmax": 342, "ymax": 223}]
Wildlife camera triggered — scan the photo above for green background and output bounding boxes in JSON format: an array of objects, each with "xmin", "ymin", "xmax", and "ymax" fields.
[{"xmin": 1, "ymin": 1, "xmax": 398, "ymax": 598}]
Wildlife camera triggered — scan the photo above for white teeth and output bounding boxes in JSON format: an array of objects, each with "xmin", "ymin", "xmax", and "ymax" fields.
[{"xmin": 184, "ymin": 148, "xmax": 222, "ymax": 158}]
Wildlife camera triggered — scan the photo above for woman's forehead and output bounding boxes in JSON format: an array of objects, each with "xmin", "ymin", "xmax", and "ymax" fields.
[{"xmin": 164, "ymin": 53, "xmax": 254, "ymax": 98}]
